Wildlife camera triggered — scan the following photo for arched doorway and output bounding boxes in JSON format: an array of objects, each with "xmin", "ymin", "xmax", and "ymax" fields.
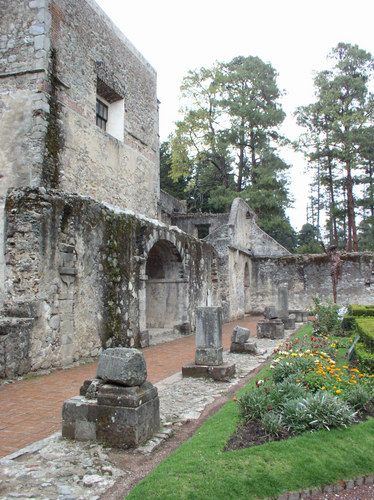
[{"xmin": 145, "ymin": 240, "xmax": 188, "ymax": 331}]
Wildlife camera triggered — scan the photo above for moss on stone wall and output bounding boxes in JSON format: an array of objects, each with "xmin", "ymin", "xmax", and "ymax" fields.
[
  {"xmin": 42, "ymin": 48, "xmax": 64, "ymax": 188},
  {"xmin": 101, "ymin": 213, "xmax": 135, "ymax": 347}
]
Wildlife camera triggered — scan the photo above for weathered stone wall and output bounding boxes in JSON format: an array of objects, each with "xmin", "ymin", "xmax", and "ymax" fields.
[
  {"xmin": 159, "ymin": 190, "xmax": 187, "ymax": 225},
  {"xmin": 172, "ymin": 213, "xmax": 230, "ymax": 239},
  {"xmin": 248, "ymin": 253, "xmax": 374, "ymax": 313},
  {"xmin": 49, "ymin": 0, "xmax": 159, "ymax": 217},
  {"xmin": 228, "ymin": 198, "xmax": 290, "ymax": 257},
  {"xmin": 2, "ymin": 188, "xmax": 213, "ymax": 376},
  {"xmin": 0, "ymin": 0, "xmax": 51, "ymax": 302}
]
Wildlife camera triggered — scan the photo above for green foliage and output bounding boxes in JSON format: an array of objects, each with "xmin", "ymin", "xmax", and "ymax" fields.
[
  {"xmin": 281, "ymin": 391, "xmax": 356, "ymax": 434},
  {"xmin": 349, "ymin": 305, "xmax": 374, "ymax": 317},
  {"xmin": 168, "ymin": 55, "xmax": 295, "ymax": 246},
  {"xmin": 237, "ymin": 385, "xmax": 269, "ymax": 421},
  {"xmin": 160, "ymin": 141, "xmax": 188, "ymax": 201},
  {"xmin": 296, "ymin": 223, "xmax": 323, "ymax": 254},
  {"xmin": 355, "ymin": 342, "xmax": 374, "ymax": 373},
  {"xmin": 271, "ymin": 356, "xmax": 315, "ymax": 383},
  {"xmin": 238, "ymin": 380, "xmax": 307, "ymax": 422},
  {"xmin": 310, "ymin": 297, "xmax": 343, "ymax": 336},
  {"xmin": 355, "ymin": 318, "xmax": 374, "ymax": 351},
  {"xmin": 343, "ymin": 384, "xmax": 374, "ymax": 411},
  {"xmin": 295, "ymin": 42, "xmax": 374, "ymax": 251},
  {"xmin": 262, "ymin": 411, "xmax": 285, "ymax": 437}
]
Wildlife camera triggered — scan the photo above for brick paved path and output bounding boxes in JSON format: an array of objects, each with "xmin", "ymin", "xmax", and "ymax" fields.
[{"xmin": 0, "ymin": 316, "xmax": 261, "ymax": 458}]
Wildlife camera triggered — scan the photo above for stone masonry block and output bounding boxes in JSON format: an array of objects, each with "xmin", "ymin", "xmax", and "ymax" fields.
[
  {"xmin": 195, "ymin": 307, "xmax": 222, "ymax": 349},
  {"xmin": 96, "ymin": 396, "xmax": 160, "ymax": 448},
  {"xmin": 195, "ymin": 347, "xmax": 223, "ymax": 366},
  {"xmin": 283, "ymin": 315, "xmax": 296, "ymax": 330},
  {"xmin": 231, "ymin": 326, "xmax": 250, "ymax": 344},
  {"xmin": 257, "ymin": 319, "xmax": 284, "ymax": 339},
  {"xmin": 96, "ymin": 348, "xmax": 147, "ymax": 386},
  {"xmin": 264, "ymin": 305, "xmax": 278, "ymax": 319},
  {"xmin": 182, "ymin": 362, "xmax": 235, "ymax": 381},
  {"xmin": 97, "ymin": 381, "xmax": 158, "ymax": 408}
]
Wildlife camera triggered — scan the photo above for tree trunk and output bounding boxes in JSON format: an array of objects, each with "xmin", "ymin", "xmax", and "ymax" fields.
[{"xmin": 346, "ymin": 165, "xmax": 358, "ymax": 251}]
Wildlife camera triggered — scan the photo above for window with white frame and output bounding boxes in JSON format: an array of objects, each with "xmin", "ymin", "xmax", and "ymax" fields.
[{"xmin": 96, "ymin": 77, "xmax": 124, "ymax": 141}]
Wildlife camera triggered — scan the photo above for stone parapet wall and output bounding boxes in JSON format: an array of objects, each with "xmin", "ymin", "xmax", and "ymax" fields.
[
  {"xmin": 248, "ymin": 253, "xmax": 374, "ymax": 313},
  {"xmin": 159, "ymin": 190, "xmax": 187, "ymax": 224}
]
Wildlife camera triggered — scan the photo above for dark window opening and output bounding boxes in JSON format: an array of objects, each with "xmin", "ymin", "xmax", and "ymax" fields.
[
  {"xmin": 196, "ymin": 224, "xmax": 210, "ymax": 239},
  {"xmin": 96, "ymin": 99, "xmax": 108, "ymax": 131}
]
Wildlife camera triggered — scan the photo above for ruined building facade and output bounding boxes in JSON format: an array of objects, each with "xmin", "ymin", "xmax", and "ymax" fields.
[{"xmin": 1, "ymin": 0, "xmax": 373, "ymax": 377}]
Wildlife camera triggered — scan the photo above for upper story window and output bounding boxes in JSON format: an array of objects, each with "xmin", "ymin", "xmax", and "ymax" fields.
[
  {"xmin": 96, "ymin": 77, "xmax": 125, "ymax": 141},
  {"xmin": 96, "ymin": 99, "xmax": 108, "ymax": 131}
]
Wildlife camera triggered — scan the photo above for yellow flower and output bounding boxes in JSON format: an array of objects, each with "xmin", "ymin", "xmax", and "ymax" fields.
[
  {"xmin": 336, "ymin": 390, "xmax": 341, "ymax": 394},
  {"xmin": 343, "ymin": 366, "xmax": 348, "ymax": 369},
  {"xmin": 296, "ymin": 379, "xmax": 300, "ymax": 382},
  {"xmin": 321, "ymin": 386, "xmax": 326, "ymax": 390}
]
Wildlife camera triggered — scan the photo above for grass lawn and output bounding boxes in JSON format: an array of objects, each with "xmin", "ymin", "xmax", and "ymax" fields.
[{"xmin": 127, "ymin": 325, "xmax": 374, "ymax": 499}]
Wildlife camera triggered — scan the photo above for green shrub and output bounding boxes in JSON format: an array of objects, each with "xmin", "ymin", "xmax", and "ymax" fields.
[
  {"xmin": 237, "ymin": 386, "xmax": 269, "ymax": 421},
  {"xmin": 310, "ymin": 297, "xmax": 344, "ymax": 336},
  {"xmin": 343, "ymin": 384, "xmax": 374, "ymax": 411},
  {"xmin": 282, "ymin": 391, "xmax": 357, "ymax": 433},
  {"xmin": 342, "ymin": 314, "xmax": 355, "ymax": 332},
  {"xmin": 349, "ymin": 305, "xmax": 374, "ymax": 317},
  {"xmin": 356, "ymin": 318, "xmax": 374, "ymax": 352},
  {"xmin": 355, "ymin": 342, "xmax": 374, "ymax": 374},
  {"xmin": 238, "ymin": 381, "xmax": 307, "ymax": 422},
  {"xmin": 271, "ymin": 356, "xmax": 315, "ymax": 383},
  {"xmin": 262, "ymin": 411, "xmax": 285, "ymax": 437}
]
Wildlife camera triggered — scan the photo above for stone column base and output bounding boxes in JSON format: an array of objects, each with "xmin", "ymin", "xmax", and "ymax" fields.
[
  {"xmin": 182, "ymin": 362, "xmax": 235, "ymax": 381},
  {"xmin": 195, "ymin": 347, "xmax": 223, "ymax": 365}
]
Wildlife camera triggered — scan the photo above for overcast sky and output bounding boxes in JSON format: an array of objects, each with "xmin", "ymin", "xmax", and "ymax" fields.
[{"xmin": 96, "ymin": 0, "xmax": 374, "ymax": 230}]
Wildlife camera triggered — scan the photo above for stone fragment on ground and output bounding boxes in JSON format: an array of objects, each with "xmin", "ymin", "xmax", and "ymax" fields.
[{"xmin": 0, "ymin": 331, "xmax": 293, "ymax": 498}]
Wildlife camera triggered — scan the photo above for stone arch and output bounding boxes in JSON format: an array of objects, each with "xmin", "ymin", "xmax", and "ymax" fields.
[
  {"xmin": 143, "ymin": 239, "xmax": 188, "ymax": 331},
  {"xmin": 244, "ymin": 261, "xmax": 250, "ymax": 313}
]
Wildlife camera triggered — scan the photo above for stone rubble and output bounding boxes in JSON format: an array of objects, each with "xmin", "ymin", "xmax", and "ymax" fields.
[{"xmin": 0, "ymin": 331, "xmax": 294, "ymax": 499}]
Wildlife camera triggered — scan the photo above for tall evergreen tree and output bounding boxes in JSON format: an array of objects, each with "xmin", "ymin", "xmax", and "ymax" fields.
[
  {"xmin": 168, "ymin": 56, "xmax": 294, "ymax": 247},
  {"xmin": 296, "ymin": 43, "xmax": 374, "ymax": 251}
]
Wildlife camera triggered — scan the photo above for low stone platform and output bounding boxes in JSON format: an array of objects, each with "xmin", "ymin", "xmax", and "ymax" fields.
[{"xmin": 182, "ymin": 362, "xmax": 235, "ymax": 381}]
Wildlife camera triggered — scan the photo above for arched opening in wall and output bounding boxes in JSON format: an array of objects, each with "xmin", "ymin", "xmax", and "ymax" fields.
[
  {"xmin": 244, "ymin": 262, "xmax": 250, "ymax": 314},
  {"xmin": 145, "ymin": 240, "xmax": 188, "ymax": 333}
]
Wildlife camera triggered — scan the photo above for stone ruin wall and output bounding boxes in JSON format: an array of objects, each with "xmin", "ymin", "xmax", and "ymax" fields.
[
  {"xmin": 248, "ymin": 253, "xmax": 374, "ymax": 313},
  {"xmin": 1, "ymin": 188, "xmax": 214, "ymax": 377},
  {"xmin": 0, "ymin": 0, "xmax": 160, "ymax": 302},
  {"xmin": 0, "ymin": 0, "xmax": 52, "ymax": 303}
]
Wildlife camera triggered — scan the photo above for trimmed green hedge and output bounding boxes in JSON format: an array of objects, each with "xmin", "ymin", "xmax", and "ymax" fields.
[
  {"xmin": 356, "ymin": 318, "xmax": 374, "ymax": 352},
  {"xmin": 355, "ymin": 341, "xmax": 374, "ymax": 374},
  {"xmin": 349, "ymin": 305, "xmax": 374, "ymax": 317}
]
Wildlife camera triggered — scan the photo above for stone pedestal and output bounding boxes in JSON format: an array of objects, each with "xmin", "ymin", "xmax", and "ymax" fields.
[
  {"xmin": 182, "ymin": 362, "xmax": 235, "ymax": 381},
  {"xmin": 195, "ymin": 307, "xmax": 223, "ymax": 366},
  {"xmin": 182, "ymin": 307, "xmax": 235, "ymax": 381},
  {"xmin": 62, "ymin": 348, "xmax": 160, "ymax": 448},
  {"xmin": 257, "ymin": 319, "xmax": 284, "ymax": 339},
  {"xmin": 230, "ymin": 326, "xmax": 258, "ymax": 354},
  {"xmin": 277, "ymin": 284, "xmax": 289, "ymax": 320},
  {"xmin": 282, "ymin": 314, "xmax": 296, "ymax": 330}
]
